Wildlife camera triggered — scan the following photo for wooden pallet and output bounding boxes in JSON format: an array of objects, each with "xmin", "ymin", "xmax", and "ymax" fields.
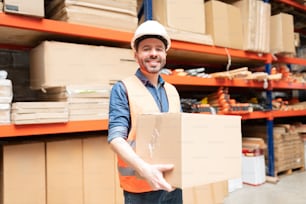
[{"xmin": 275, "ymin": 166, "xmax": 305, "ymax": 177}]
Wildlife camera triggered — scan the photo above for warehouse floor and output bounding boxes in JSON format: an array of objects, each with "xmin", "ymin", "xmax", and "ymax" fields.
[{"xmin": 224, "ymin": 171, "xmax": 306, "ymax": 204}]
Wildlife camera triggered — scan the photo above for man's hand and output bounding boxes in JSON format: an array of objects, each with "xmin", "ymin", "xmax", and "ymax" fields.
[{"xmin": 139, "ymin": 163, "xmax": 174, "ymax": 192}]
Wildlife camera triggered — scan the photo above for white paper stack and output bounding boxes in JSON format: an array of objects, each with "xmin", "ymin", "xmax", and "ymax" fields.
[
  {"xmin": 242, "ymin": 154, "xmax": 266, "ymax": 186},
  {"xmin": 11, "ymin": 102, "xmax": 69, "ymax": 125},
  {"xmin": 0, "ymin": 71, "xmax": 13, "ymax": 124},
  {"xmin": 45, "ymin": 0, "xmax": 138, "ymax": 32},
  {"xmin": 36, "ymin": 84, "xmax": 110, "ymax": 121}
]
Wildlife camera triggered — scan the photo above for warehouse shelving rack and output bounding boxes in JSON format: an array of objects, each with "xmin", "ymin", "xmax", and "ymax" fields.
[{"xmin": 0, "ymin": 0, "xmax": 305, "ymax": 177}]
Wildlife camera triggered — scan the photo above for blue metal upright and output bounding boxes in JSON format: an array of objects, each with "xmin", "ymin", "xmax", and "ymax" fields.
[
  {"xmin": 143, "ymin": 0, "xmax": 153, "ymax": 21},
  {"xmin": 265, "ymin": 60, "xmax": 275, "ymax": 176}
]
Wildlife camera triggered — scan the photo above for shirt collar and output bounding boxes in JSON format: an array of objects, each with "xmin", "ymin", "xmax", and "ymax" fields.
[{"xmin": 135, "ymin": 68, "xmax": 165, "ymax": 87}]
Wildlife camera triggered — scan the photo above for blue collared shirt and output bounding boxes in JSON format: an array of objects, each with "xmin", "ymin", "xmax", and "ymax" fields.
[{"xmin": 108, "ymin": 69, "xmax": 169, "ymax": 143}]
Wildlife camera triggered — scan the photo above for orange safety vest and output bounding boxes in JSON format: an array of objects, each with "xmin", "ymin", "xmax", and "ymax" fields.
[{"xmin": 117, "ymin": 75, "xmax": 181, "ymax": 193}]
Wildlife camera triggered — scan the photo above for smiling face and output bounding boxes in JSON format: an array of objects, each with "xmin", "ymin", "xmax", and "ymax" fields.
[{"xmin": 134, "ymin": 38, "xmax": 167, "ymax": 75}]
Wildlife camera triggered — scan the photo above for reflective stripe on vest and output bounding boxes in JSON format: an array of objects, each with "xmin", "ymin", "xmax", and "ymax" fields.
[{"xmin": 117, "ymin": 75, "xmax": 181, "ymax": 193}]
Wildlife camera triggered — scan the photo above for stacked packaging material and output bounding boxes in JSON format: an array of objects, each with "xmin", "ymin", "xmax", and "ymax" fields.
[
  {"xmin": 0, "ymin": 1, "xmax": 3, "ymax": 12},
  {"xmin": 0, "ymin": 71, "xmax": 13, "ymax": 124},
  {"xmin": 45, "ymin": 0, "xmax": 138, "ymax": 32},
  {"xmin": 11, "ymin": 102, "xmax": 69, "ymax": 124},
  {"xmin": 153, "ymin": 0, "xmax": 213, "ymax": 46},
  {"xmin": 36, "ymin": 85, "xmax": 110, "ymax": 121},
  {"xmin": 233, "ymin": 0, "xmax": 271, "ymax": 53},
  {"xmin": 242, "ymin": 137, "xmax": 267, "ymax": 186}
]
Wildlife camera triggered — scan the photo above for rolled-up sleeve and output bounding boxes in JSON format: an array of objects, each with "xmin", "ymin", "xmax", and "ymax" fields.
[{"xmin": 108, "ymin": 82, "xmax": 130, "ymax": 143}]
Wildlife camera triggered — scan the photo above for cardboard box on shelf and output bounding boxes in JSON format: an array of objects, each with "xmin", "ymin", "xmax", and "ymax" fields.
[
  {"xmin": 2, "ymin": 142, "xmax": 46, "ymax": 204},
  {"xmin": 46, "ymin": 139, "xmax": 83, "ymax": 204},
  {"xmin": 205, "ymin": 0, "xmax": 244, "ymax": 50},
  {"xmin": 30, "ymin": 41, "xmax": 137, "ymax": 89},
  {"xmin": 153, "ymin": 0, "xmax": 206, "ymax": 34},
  {"xmin": 4, "ymin": 0, "xmax": 44, "ymax": 17},
  {"xmin": 136, "ymin": 112, "xmax": 242, "ymax": 189},
  {"xmin": 270, "ymin": 12, "xmax": 296, "ymax": 54},
  {"xmin": 83, "ymin": 136, "xmax": 116, "ymax": 204},
  {"xmin": 46, "ymin": 0, "xmax": 138, "ymax": 32}
]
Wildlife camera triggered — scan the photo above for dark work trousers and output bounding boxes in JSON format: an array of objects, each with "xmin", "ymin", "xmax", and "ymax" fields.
[{"xmin": 124, "ymin": 188, "xmax": 183, "ymax": 204}]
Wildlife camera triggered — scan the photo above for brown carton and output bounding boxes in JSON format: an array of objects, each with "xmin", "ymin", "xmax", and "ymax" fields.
[
  {"xmin": 136, "ymin": 113, "xmax": 242, "ymax": 188},
  {"xmin": 4, "ymin": 0, "xmax": 44, "ymax": 17}
]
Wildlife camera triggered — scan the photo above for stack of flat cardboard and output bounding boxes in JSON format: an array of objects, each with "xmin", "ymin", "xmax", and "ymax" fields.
[
  {"xmin": 37, "ymin": 85, "xmax": 110, "ymax": 121},
  {"xmin": 45, "ymin": 0, "xmax": 138, "ymax": 32},
  {"xmin": 11, "ymin": 102, "xmax": 69, "ymax": 124},
  {"xmin": 233, "ymin": 0, "xmax": 271, "ymax": 53}
]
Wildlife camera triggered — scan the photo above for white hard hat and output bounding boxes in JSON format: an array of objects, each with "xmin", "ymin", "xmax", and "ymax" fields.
[{"xmin": 131, "ymin": 20, "xmax": 171, "ymax": 51}]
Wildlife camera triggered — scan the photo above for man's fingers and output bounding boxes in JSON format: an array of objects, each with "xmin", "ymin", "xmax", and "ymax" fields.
[{"xmin": 154, "ymin": 164, "xmax": 174, "ymax": 172}]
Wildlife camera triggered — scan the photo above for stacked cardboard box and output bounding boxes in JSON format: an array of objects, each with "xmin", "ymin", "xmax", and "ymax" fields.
[
  {"xmin": 30, "ymin": 41, "xmax": 137, "ymax": 90},
  {"xmin": 242, "ymin": 124, "xmax": 305, "ymax": 175},
  {"xmin": 273, "ymin": 130, "xmax": 305, "ymax": 173},
  {"xmin": 152, "ymin": 0, "xmax": 213, "ymax": 45},
  {"xmin": 205, "ymin": 0, "xmax": 244, "ymax": 50},
  {"xmin": 45, "ymin": 0, "xmax": 138, "ymax": 32},
  {"xmin": 270, "ymin": 12, "xmax": 296, "ymax": 55},
  {"xmin": 1, "ymin": 135, "xmax": 118, "ymax": 204},
  {"xmin": 2, "ymin": 142, "xmax": 46, "ymax": 204}
]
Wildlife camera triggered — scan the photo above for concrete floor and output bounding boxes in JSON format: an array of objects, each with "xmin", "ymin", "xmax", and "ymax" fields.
[{"xmin": 224, "ymin": 171, "xmax": 306, "ymax": 204}]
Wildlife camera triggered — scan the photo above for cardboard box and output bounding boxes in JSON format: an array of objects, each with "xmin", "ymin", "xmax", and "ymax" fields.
[
  {"xmin": 4, "ymin": 0, "xmax": 44, "ymax": 17},
  {"xmin": 30, "ymin": 41, "xmax": 137, "ymax": 89},
  {"xmin": 83, "ymin": 136, "xmax": 116, "ymax": 204},
  {"xmin": 2, "ymin": 142, "xmax": 46, "ymax": 204},
  {"xmin": 184, "ymin": 180, "xmax": 228, "ymax": 204},
  {"xmin": 153, "ymin": 0, "xmax": 206, "ymax": 34},
  {"xmin": 30, "ymin": 41, "xmax": 138, "ymax": 89},
  {"xmin": 205, "ymin": 0, "xmax": 243, "ymax": 49},
  {"xmin": 46, "ymin": 139, "xmax": 83, "ymax": 204},
  {"xmin": 136, "ymin": 113, "xmax": 242, "ymax": 188},
  {"xmin": 270, "ymin": 13, "xmax": 295, "ymax": 54},
  {"xmin": 46, "ymin": 0, "xmax": 138, "ymax": 32}
]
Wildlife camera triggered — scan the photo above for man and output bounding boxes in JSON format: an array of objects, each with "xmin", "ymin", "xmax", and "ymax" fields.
[{"xmin": 108, "ymin": 20, "xmax": 182, "ymax": 204}]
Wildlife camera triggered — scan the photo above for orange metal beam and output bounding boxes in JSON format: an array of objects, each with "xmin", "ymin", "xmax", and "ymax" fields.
[
  {"xmin": 0, "ymin": 120, "xmax": 108, "ymax": 138},
  {"xmin": 272, "ymin": 110, "xmax": 306, "ymax": 118},
  {"xmin": 171, "ymin": 41, "xmax": 268, "ymax": 61},
  {"xmin": 275, "ymin": 0, "xmax": 306, "ymax": 12},
  {"xmin": 0, "ymin": 13, "xmax": 133, "ymax": 43},
  {"xmin": 162, "ymin": 75, "xmax": 266, "ymax": 88},
  {"xmin": 273, "ymin": 55, "xmax": 306, "ymax": 66}
]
